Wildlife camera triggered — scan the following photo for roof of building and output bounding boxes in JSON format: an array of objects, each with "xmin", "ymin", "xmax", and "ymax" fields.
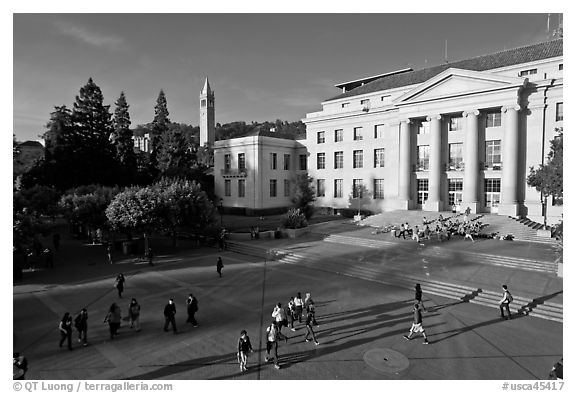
[
  {"xmin": 18, "ymin": 140, "xmax": 44, "ymax": 148},
  {"xmin": 326, "ymin": 39, "xmax": 563, "ymax": 102},
  {"xmin": 244, "ymin": 129, "xmax": 298, "ymax": 140}
]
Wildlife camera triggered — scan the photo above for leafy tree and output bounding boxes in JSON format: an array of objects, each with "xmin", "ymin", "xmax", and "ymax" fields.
[
  {"xmin": 527, "ymin": 128, "xmax": 563, "ymax": 227},
  {"xmin": 59, "ymin": 185, "xmax": 120, "ymax": 235},
  {"xmin": 156, "ymin": 127, "xmax": 192, "ymax": 176},
  {"xmin": 14, "ymin": 185, "xmax": 61, "ymax": 219},
  {"xmin": 282, "ymin": 208, "xmax": 308, "ymax": 229},
  {"xmin": 150, "ymin": 90, "xmax": 171, "ymax": 157},
  {"xmin": 291, "ymin": 173, "xmax": 316, "ymax": 219},
  {"xmin": 348, "ymin": 183, "xmax": 372, "ymax": 216},
  {"xmin": 112, "ymin": 92, "xmax": 137, "ymax": 184}
]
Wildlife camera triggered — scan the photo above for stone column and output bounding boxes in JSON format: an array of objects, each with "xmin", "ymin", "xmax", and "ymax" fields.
[
  {"xmin": 424, "ymin": 114, "xmax": 442, "ymax": 211},
  {"xmin": 398, "ymin": 119, "xmax": 412, "ymax": 209},
  {"xmin": 499, "ymin": 104, "xmax": 521, "ymax": 217},
  {"xmin": 462, "ymin": 110, "xmax": 480, "ymax": 213}
]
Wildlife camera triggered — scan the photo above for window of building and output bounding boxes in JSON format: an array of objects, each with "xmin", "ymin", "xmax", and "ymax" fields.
[
  {"xmin": 224, "ymin": 180, "xmax": 231, "ymax": 197},
  {"xmin": 374, "ymin": 179, "xmax": 385, "ymax": 199},
  {"xmin": 334, "ymin": 179, "xmax": 343, "ymax": 198},
  {"xmin": 334, "ymin": 151, "xmax": 344, "ymax": 169},
  {"xmin": 449, "ymin": 143, "xmax": 464, "ymax": 170},
  {"xmin": 519, "ymin": 68, "xmax": 537, "ymax": 76},
  {"xmin": 270, "ymin": 153, "xmax": 277, "ymax": 170},
  {"xmin": 360, "ymin": 99, "xmax": 370, "ymax": 105},
  {"xmin": 238, "ymin": 153, "xmax": 246, "ymax": 171},
  {"xmin": 417, "ymin": 119, "xmax": 430, "ymax": 135},
  {"xmin": 448, "ymin": 179, "xmax": 463, "ymax": 206},
  {"xmin": 556, "ymin": 102, "xmax": 563, "ymax": 121},
  {"xmin": 270, "ymin": 179, "xmax": 277, "ymax": 197},
  {"xmin": 317, "ymin": 131, "xmax": 325, "ymax": 144},
  {"xmin": 284, "ymin": 154, "xmax": 291, "ymax": 170},
  {"xmin": 485, "ymin": 140, "xmax": 501, "ymax": 167},
  {"xmin": 335, "ymin": 129, "xmax": 343, "ymax": 142},
  {"xmin": 317, "ymin": 179, "xmax": 325, "ymax": 197},
  {"xmin": 485, "ymin": 111, "xmax": 502, "ymax": 128},
  {"xmin": 449, "ymin": 116, "xmax": 463, "ymax": 132},
  {"xmin": 317, "ymin": 153, "xmax": 326, "ymax": 169},
  {"xmin": 484, "ymin": 178, "xmax": 501, "ymax": 208},
  {"xmin": 341, "ymin": 102, "xmax": 350, "ymax": 108},
  {"xmin": 238, "ymin": 179, "xmax": 245, "ymax": 198},
  {"xmin": 201, "ymin": 99, "xmax": 206, "ymax": 108},
  {"xmin": 374, "ymin": 124, "xmax": 385, "ymax": 139},
  {"xmin": 559, "ymin": 64, "xmax": 563, "ymax": 71},
  {"xmin": 417, "ymin": 145, "xmax": 430, "ymax": 171},
  {"xmin": 352, "ymin": 179, "xmax": 363, "ymax": 198},
  {"xmin": 299, "ymin": 154, "xmax": 307, "ymax": 170},
  {"xmin": 353, "ymin": 127, "xmax": 363, "ymax": 141},
  {"xmin": 380, "ymin": 95, "xmax": 391, "ymax": 101},
  {"xmin": 353, "ymin": 150, "xmax": 363, "ymax": 168},
  {"xmin": 284, "ymin": 179, "xmax": 290, "ymax": 197},
  {"xmin": 224, "ymin": 154, "xmax": 231, "ymax": 171},
  {"xmin": 374, "ymin": 148, "xmax": 385, "ymax": 168},
  {"xmin": 417, "ymin": 179, "xmax": 429, "ymax": 205}
]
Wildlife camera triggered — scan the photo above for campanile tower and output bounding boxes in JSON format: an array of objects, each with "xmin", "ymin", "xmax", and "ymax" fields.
[{"xmin": 199, "ymin": 77, "xmax": 215, "ymax": 146}]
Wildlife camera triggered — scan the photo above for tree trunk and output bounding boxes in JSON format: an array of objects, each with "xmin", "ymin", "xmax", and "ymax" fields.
[{"xmin": 144, "ymin": 232, "xmax": 150, "ymax": 261}]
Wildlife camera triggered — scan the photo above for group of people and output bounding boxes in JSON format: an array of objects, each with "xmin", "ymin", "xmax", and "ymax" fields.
[
  {"xmin": 57, "ymin": 273, "xmax": 200, "ymax": 349},
  {"xmin": 393, "ymin": 211, "xmax": 486, "ymax": 244},
  {"xmin": 237, "ymin": 292, "xmax": 320, "ymax": 371}
]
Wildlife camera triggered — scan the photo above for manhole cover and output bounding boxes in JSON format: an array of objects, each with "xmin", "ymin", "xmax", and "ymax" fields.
[{"xmin": 363, "ymin": 348, "xmax": 409, "ymax": 374}]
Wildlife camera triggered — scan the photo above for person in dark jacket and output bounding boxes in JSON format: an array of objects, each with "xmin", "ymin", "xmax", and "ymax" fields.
[
  {"xmin": 163, "ymin": 299, "xmax": 177, "ymax": 334},
  {"xmin": 128, "ymin": 298, "xmax": 141, "ymax": 331},
  {"xmin": 186, "ymin": 294, "xmax": 199, "ymax": 327},
  {"xmin": 74, "ymin": 308, "xmax": 88, "ymax": 346},
  {"xmin": 104, "ymin": 303, "xmax": 121, "ymax": 339},
  {"xmin": 58, "ymin": 312, "xmax": 73, "ymax": 350},
  {"xmin": 414, "ymin": 283, "xmax": 427, "ymax": 311},
  {"xmin": 216, "ymin": 257, "xmax": 224, "ymax": 278},
  {"xmin": 403, "ymin": 303, "xmax": 429, "ymax": 344},
  {"xmin": 115, "ymin": 273, "xmax": 125, "ymax": 298},
  {"xmin": 237, "ymin": 330, "xmax": 253, "ymax": 372}
]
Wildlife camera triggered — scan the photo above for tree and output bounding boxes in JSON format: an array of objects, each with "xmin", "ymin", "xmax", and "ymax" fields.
[
  {"xmin": 156, "ymin": 127, "xmax": 192, "ymax": 176},
  {"xmin": 348, "ymin": 182, "xmax": 372, "ymax": 217},
  {"xmin": 15, "ymin": 185, "xmax": 61, "ymax": 219},
  {"xmin": 527, "ymin": 128, "xmax": 563, "ymax": 227},
  {"xmin": 112, "ymin": 92, "xmax": 137, "ymax": 185},
  {"xmin": 291, "ymin": 173, "xmax": 316, "ymax": 219},
  {"xmin": 150, "ymin": 90, "xmax": 171, "ymax": 158},
  {"xmin": 43, "ymin": 105, "xmax": 73, "ymax": 159}
]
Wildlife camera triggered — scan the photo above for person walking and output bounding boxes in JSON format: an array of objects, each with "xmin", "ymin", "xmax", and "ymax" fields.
[
  {"xmin": 499, "ymin": 284, "xmax": 513, "ymax": 320},
  {"xmin": 272, "ymin": 303, "xmax": 288, "ymax": 332},
  {"xmin": 216, "ymin": 256, "xmax": 224, "ymax": 278},
  {"xmin": 304, "ymin": 293, "xmax": 319, "ymax": 326},
  {"xmin": 237, "ymin": 330, "xmax": 253, "ymax": 372},
  {"xmin": 104, "ymin": 303, "xmax": 122, "ymax": 339},
  {"xmin": 186, "ymin": 294, "xmax": 199, "ymax": 327},
  {"xmin": 294, "ymin": 292, "xmax": 304, "ymax": 324},
  {"xmin": 396, "ymin": 223, "xmax": 406, "ymax": 239},
  {"xmin": 107, "ymin": 242, "xmax": 113, "ymax": 264},
  {"xmin": 74, "ymin": 308, "xmax": 88, "ymax": 346},
  {"xmin": 304, "ymin": 310, "xmax": 319, "ymax": 345},
  {"xmin": 58, "ymin": 312, "xmax": 73, "ymax": 350},
  {"xmin": 264, "ymin": 321, "xmax": 288, "ymax": 369},
  {"xmin": 128, "ymin": 298, "xmax": 141, "ymax": 331},
  {"xmin": 163, "ymin": 298, "xmax": 177, "ymax": 334},
  {"xmin": 403, "ymin": 303, "xmax": 429, "ymax": 344},
  {"xmin": 146, "ymin": 247, "xmax": 154, "ymax": 266},
  {"xmin": 414, "ymin": 283, "xmax": 427, "ymax": 311},
  {"xmin": 115, "ymin": 273, "xmax": 125, "ymax": 298},
  {"xmin": 286, "ymin": 298, "xmax": 296, "ymax": 331},
  {"xmin": 464, "ymin": 227, "xmax": 475, "ymax": 242}
]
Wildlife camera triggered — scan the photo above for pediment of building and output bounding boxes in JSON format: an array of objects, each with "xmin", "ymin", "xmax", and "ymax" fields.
[{"xmin": 394, "ymin": 68, "xmax": 525, "ymax": 105}]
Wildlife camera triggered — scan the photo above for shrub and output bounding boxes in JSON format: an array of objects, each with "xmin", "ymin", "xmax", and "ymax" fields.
[{"xmin": 282, "ymin": 208, "xmax": 308, "ymax": 229}]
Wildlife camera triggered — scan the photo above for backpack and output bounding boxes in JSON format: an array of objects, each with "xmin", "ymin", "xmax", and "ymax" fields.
[
  {"xmin": 506, "ymin": 291, "xmax": 513, "ymax": 303},
  {"xmin": 74, "ymin": 314, "xmax": 82, "ymax": 329}
]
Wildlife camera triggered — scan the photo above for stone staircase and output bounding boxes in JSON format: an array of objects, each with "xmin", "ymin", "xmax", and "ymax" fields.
[{"xmin": 277, "ymin": 251, "xmax": 563, "ymax": 323}]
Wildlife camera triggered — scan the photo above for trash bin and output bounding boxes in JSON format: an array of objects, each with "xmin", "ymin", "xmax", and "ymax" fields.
[{"xmin": 122, "ymin": 241, "xmax": 131, "ymax": 255}]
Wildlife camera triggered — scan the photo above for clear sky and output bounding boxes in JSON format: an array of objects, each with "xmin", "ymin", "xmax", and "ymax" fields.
[{"xmin": 13, "ymin": 12, "xmax": 562, "ymax": 142}]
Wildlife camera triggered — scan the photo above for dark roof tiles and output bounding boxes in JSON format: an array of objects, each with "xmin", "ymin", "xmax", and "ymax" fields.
[{"xmin": 327, "ymin": 39, "xmax": 563, "ymax": 101}]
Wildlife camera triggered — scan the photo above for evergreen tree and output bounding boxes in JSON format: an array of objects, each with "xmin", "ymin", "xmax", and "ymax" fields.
[
  {"xmin": 156, "ymin": 126, "xmax": 192, "ymax": 177},
  {"xmin": 150, "ymin": 89, "xmax": 171, "ymax": 157},
  {"xmin": 112, "ymin": 92, "xmax": 137, "ymax": 185},
  {"xmin": 291, "ymin": 173, "xmax": 316, "ymax": 219},
  {"xmin": 43, "ymin": 105, "xmax": 73, "ymax": 160}
]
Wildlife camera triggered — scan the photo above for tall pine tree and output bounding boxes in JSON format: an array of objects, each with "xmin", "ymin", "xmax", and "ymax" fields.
[
  {"xmin": 112, "ymin": 92, "xmax": 137, "ymax": 185},
  {"xmin": 156, "ymin": 126, "xmax": 192, "ymax": 177},
  {"xmin": 150, "ymin": 89, "xmax": 170, "ymax": 162}
]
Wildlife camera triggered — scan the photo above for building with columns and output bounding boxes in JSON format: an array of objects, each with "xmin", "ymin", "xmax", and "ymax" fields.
[
  {"xmin": 213, "ymin": 40, "xmax": 562, "ymax": 223},
  {"xmin": 302, "ymin": 39, "xmax": 563, "ymax": 223}
]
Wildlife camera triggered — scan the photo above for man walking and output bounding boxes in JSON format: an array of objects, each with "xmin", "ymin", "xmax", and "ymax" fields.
[
  {"xmin": 186, "ymin": 294, "xmax": 199, "ymax": 327},
  {"xmin": 304, "ymin": 310, "xmax": 319, "ymax": 345},
  {"xmin": 265, "ymin": 321, "xmax": 288, "ymax": 369},
  {"xmin": 163, "ymin": 298, "xmax": 177, "ymax": 334},
  {"xmin": 74, "ymin": 308, "xmax": 88, "ymax": 346},
  {"xmin": 403, "ymin": 303, "xmax": 429, "ymax": 344},
  {"xmin": 216, "ymin": 256, "xmax": 224, "ymax": 278},
  {"xmin": 499, "ymin": 284, "xmax": 513, "ymax": 319},
  {"xmin": 272, "ymin": 303, "xmax": 287, "ymax": 332}
]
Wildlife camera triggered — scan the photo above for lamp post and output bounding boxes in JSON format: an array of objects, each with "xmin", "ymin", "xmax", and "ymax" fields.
[{"xmin": 219, "ymin": 198, "xmax": 224, "ymax": 228}]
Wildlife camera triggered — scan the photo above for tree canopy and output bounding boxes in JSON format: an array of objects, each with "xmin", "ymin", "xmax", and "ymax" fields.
[{"xmin": 527, "ymin": 128, "xmax": 563, "ymax": 205}]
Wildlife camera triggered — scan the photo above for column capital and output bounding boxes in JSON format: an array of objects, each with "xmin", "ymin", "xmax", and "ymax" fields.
[
  {"xmin": 464, "ymin": 109, "xmax": 480, "ymax": 117},
  {"xmin": 426, "ymin": 114, "xmax": 442, "ymax": 121},
  {"xmin": 399, "ymin": 118, "xmax": 411, "ymax": 125},
  {"xmin": 501, "ymin": 104, "xmax": 521, "ymax": 113}
]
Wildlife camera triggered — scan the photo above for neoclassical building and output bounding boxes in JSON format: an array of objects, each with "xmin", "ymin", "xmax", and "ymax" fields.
[{"xmin": 214, "ymin": 39, "xmax": 563, "ymax": 222}]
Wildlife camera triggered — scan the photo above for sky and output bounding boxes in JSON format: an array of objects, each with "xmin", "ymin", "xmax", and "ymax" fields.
[{"xmin": 13, "ymin": 12, "xmax": 562, "ymax": 143}]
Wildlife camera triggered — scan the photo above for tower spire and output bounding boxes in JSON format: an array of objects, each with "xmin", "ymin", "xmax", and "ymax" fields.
[{"xmin": 201, "ymin": 77, "xmax": 212, "ymax": 94}]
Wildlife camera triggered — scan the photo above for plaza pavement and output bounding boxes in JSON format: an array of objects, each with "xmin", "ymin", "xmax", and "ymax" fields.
[{"xmin": 13, "ymin": 223, "xmax": 562, "ymax": 380}]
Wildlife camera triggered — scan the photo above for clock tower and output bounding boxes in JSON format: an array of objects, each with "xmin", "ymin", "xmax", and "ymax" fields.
[{"xmin": 199, "ymin": 77, "xmax": 215, "ymax": 146}]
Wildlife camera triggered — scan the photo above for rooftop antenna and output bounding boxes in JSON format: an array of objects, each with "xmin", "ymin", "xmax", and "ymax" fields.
[{"xmin": 444, "ymin": 39, "xmax": 448, "ymax": 63}]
